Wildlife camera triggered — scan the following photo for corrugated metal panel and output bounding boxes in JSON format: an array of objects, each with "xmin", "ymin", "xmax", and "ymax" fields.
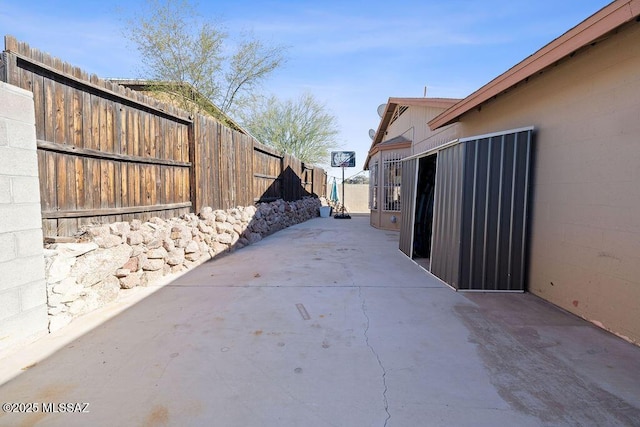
[
  {"xmin": 399, "ymin": 157, "xmax": 417, "ymax": 257},
  {"xmin": 458, "ymin": 129, "xmax": 533, "ymax": 291},
  {"xmin": 430, "ymin": 144, "xmax": 465, "ymax": 288}
]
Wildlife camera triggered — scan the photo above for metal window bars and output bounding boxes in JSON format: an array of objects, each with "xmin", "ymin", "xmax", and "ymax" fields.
[{"xmin": 383, "ymin": 152, "xmax": 403, "ymax": 211}]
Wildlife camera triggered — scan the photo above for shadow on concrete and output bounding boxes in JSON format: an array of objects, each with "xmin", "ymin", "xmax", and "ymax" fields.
[{"xmin": 0, "ymin": 216, "xmax": 639, "ymax": 426}]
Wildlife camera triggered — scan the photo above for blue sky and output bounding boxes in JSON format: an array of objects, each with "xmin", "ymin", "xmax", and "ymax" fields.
[{"xmin": 1, "ymin": 0, "xmax": 611, "ymax": 178}]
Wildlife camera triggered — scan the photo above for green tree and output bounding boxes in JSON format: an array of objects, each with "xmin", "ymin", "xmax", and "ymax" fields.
[
  {"xmin": 241, "ymin": 93, "xmax": 341, "ymax": 165},
  {"xmin": 124, "ymin": 0, "xmax": 286, "ymax": 117},
  {"xmin": 345, "ymin": 174, "xmax": 369, "ymax": 184}
]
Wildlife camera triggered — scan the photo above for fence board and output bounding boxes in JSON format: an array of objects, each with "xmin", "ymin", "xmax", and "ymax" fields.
[{"xmin": 2, "ymin": 35, "xmax": 326, "ymax": 238}]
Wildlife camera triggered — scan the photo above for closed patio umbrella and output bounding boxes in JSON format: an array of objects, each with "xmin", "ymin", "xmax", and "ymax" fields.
[{"xmin": 329, "ymin": 178, "xmax": 339, "ymax": 203}]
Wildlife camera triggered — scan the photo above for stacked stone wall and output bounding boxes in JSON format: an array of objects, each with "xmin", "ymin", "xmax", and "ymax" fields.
[{"xmin": 44, "ymin": 197, "xmax": 321, "ymax": 331}]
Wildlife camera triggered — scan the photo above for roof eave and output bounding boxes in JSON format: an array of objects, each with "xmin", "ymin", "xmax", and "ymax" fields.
[
  {"xmin": 364, "ymin": 97, "xmax": 461, "ymax": 169},
  {"xmin": 429, "ymin": 0, "xmax": 640, "ymax": 130}
]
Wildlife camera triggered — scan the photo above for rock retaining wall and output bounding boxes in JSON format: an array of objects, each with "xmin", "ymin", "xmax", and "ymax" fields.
[{"xmin": 43, "ymin": 197, "xmax": 321, "ymax": 331}]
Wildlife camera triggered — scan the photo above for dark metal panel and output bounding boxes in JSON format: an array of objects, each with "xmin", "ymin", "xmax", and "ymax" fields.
[
  {"xmin": 430, "ymin": 143, "xmax": 465, "ymax": 288},
  {"xmin": 399, "ymin": 157, "xmax": 417, "ymax": 257},
  {"xmin": 458, "ymin": 129, "xmax": 533, "ymax": 291}
]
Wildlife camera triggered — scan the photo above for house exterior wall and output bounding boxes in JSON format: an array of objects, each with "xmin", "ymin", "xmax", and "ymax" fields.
[
  {"xmin": 412, "ymin": 120, "xmax": 460, "ymax": 155},
  {"xmin": 384, "ymin": 105, "xmax": 459, "ymax": 155},
  {"xmin": 369, "ymin": 103, "xmax": 456, "ymax": 231},
  {"xmin": 442, "ymin": 21, "xmax": 640, "ymax": 344}
]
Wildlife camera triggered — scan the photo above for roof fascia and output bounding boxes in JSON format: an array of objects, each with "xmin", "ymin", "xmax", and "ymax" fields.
[{"xmin": 429, "ymin": 0, "xmax": 640, "ymax": 129}]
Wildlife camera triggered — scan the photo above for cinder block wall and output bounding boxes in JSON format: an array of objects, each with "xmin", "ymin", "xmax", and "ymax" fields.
[{"xmin": 0, "ymin": 82, "xmax": 48, "ymax": 353}]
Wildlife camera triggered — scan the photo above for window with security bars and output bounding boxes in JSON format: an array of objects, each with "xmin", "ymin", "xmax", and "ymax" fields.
[
  {"xmin": 383, "ymin": 152, "xmax": 403, "ymax": 211},
  {"xmin": 369, "ymin": 161, "xmax": 378, "ymax": 210}
]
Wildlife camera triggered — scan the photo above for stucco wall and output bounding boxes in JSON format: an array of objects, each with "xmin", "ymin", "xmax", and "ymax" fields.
[
  {"xmin": 342, "ymin": 184, "xmax": 369, "ymax": 214},
  {"xmin": 445, "ymin": 21, "xmax": 640, "ymax": 344},
  {"xmin": 0, "ymin": 82, "xmax": 48, "ymax": 353}
]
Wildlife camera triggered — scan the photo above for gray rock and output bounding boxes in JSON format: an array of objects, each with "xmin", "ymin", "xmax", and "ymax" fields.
[
  {"xmin": 82, "ymin": 276, "xmax": 120, "ymax": 312},
  {"xmin": 211, "ymin": 241, "xmax": 229, "ymax": 255},
  {"xmin": 198, "ymin": 222, "xmax": 214, "ymax": 234},
  {"xmin": 214, "ymin": 211, "xmax": 227, "ymax": 222},
  {"xmin": 149, "ymin": 217, "xmax": 166, "ymax": 226},
  {"xmin": 122, "ymin": 256, "xmax": 140, "ymax": 272},
  {"xmin": 216, "ymin": 222, "xmax": 234, "ymax": 234},
  {"xmin": 217, "ymin": 233, "xmax": 233, "ymax": 245},
  {"xmin": 174, "ymin": 238, "xmax": 191, "ymax": 248},
  {"xmin": 141, "ymin": 231, "xmax": 155, "ymax": 244},
  {"xmin": 119, "ymin": 272, "xmax": 142, "ymax": 289},
  {"xmin": 46, "ymin": 256, "xmax": 77, "ymax": 285},
  {"xmin": 170, "ymin": 265, "xmax": 186, "ymax": 274},
  {"xmin": 199, "ymin": 207, "xmax": 214, "ymax": 220},
  {"xmin": 48, "ymin": 305, "xmax": 64, "ymax": 316},
  {"xmin": 52, "ymin": 242, "xmax": 99, "ymax": 258},
  {"xmin": 184, "ymin": 240, "xmax": 199, "ymax": 254},
  {"xmin": 72, "ymin": 244, "xmax": 132, "ymax": 287},
  {"xmin": 109, "ymin": 222, "xmax": 131, "ymax": 237},
  {"xmin": 141, "ymin": 257, "xmax": 164, "ymax": 271},
  {"xmin": 68, "ymin": 298, "xmax": 86, "ymax": 316},
  {"xmin": 163, "ymin": 238, "xmax": 176, "ymax": 252},
  {"xmin": 126, "ymin": 231, "xmax": 144, "ymax": 246},
  {"xmin": 166, "ymin": 249, "xmax": 185, "ymax": 266},
  {"xmin": 146, "ymin": 238, "xmax": 163, "ymax": 250},
  {"xmin": 130, "ymin": 244, "xmax": 145, "ymax": 257},
  {"xmin": 115, "ymin": 268, "xmax": 130, "ymax": 278},
  {"xmin": 143, "ymin": 270, "xmax": 164, "ymax": 285},
  {"xmin": 147, "ymin": 247, "xmax": 168, "ymax": 259},
  {"xmin": 170, "ymin": 225, "xmax": 191, "ymax": 241},
  {"xmin": 87, "ymin": 225, "xmax": 110, "ymax": 238},
  {"xmin": 94, "ymin": 234, "xmax": 123, "ymax": 249},
  {"xmin": 52, "ymin": 277, "xmax": 79, "ymax": 295},
  {"xmin": 184, "ymin": 251, "xmax": 202, "ymax": 262},
  {"xmin": 47, "ymin": 292, "xmax": 64, "ymax": 308}
]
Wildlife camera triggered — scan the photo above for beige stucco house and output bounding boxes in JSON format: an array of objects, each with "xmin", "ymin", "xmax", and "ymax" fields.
[
  {"xmin": 399, "ymin": 0, "xmax": 640, "ymax": 345},
  {"xmin": 364, "ymin": 98, "xmax": 460, "ymax": 231}
]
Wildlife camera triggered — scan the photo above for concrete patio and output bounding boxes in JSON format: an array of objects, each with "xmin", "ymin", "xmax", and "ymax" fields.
[{"xmin": 0, "ymin": 215, "xmax": 639, "ymax": 426}]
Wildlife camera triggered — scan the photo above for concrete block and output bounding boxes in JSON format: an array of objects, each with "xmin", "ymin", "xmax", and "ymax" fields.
[
  {"xmin": 0, "ymin": 203, "xmax": 42, "ymax": 234},
  {"xmin": 20, "ymin": 280, "xmax": 47, "ymax": 311},
  {"xmin": 0, "ymin": 82, "xmax": 35, "ymax": 124},
  {"xmin": 0, "ymin": 232, "xmax": 16, "ymax": 263},
  {"xmin": 15, "ymin": 228, "xmax": 44, "ymax": 258},
  {"xmin": 0, "ymin": 175, "xmax": 10, "ymax": 203},
  {"xmin": 0, "ymin": 287, "xmax": 21, "ymax": 322},
  {"xmin": 0, "ymin": 305, "xmax": 48, "ymax": 353},
  {"xmin": 11, "ymin": 176, "xmax": 41, "ymax": 203},
  {"xmin": 0, "ymin": 254, "xmax": 45, "ymax": 292},
  {"xmin": 0, "ymin": 146, "xmax": 38, "ymax": 177},
  {"xmin": 4, "ymin": 119, "xmax": 37, "ymax": 151},
  {"xmin": 0, "ymin": 120, "xmax": 7, "ymax": 146}
]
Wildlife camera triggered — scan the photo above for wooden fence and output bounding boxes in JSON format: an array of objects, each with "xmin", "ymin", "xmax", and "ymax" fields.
[{"xmin": 1, "ymin": 36, "xmax": 327, "ymax": 238}]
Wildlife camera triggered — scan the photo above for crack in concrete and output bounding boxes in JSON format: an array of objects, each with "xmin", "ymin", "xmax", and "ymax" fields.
[{"xmin": 359, "ymin": 286, "xmax": 391, "ymax": 427}]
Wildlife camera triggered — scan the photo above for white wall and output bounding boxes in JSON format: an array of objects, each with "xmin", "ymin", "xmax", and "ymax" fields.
[{"xmin": 0, "ymin": 82, "xmax": 48, "ymax": 353}]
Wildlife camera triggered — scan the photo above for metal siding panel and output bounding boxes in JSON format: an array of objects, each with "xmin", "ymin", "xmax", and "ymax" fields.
[
  {"xmin": 399, "ymin": 158, "xmax": 417, "ymax": 257},
  {"xmin": 431, "ymin": 154, "xmax": 445, "ymax": 277},
  {"xmin": 458, "ymin": 129, "xmax": 533, "ymax": 291},
  {"xmin": 430, "ymin": 144, "xmax": 464, "ymax": 288}
]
